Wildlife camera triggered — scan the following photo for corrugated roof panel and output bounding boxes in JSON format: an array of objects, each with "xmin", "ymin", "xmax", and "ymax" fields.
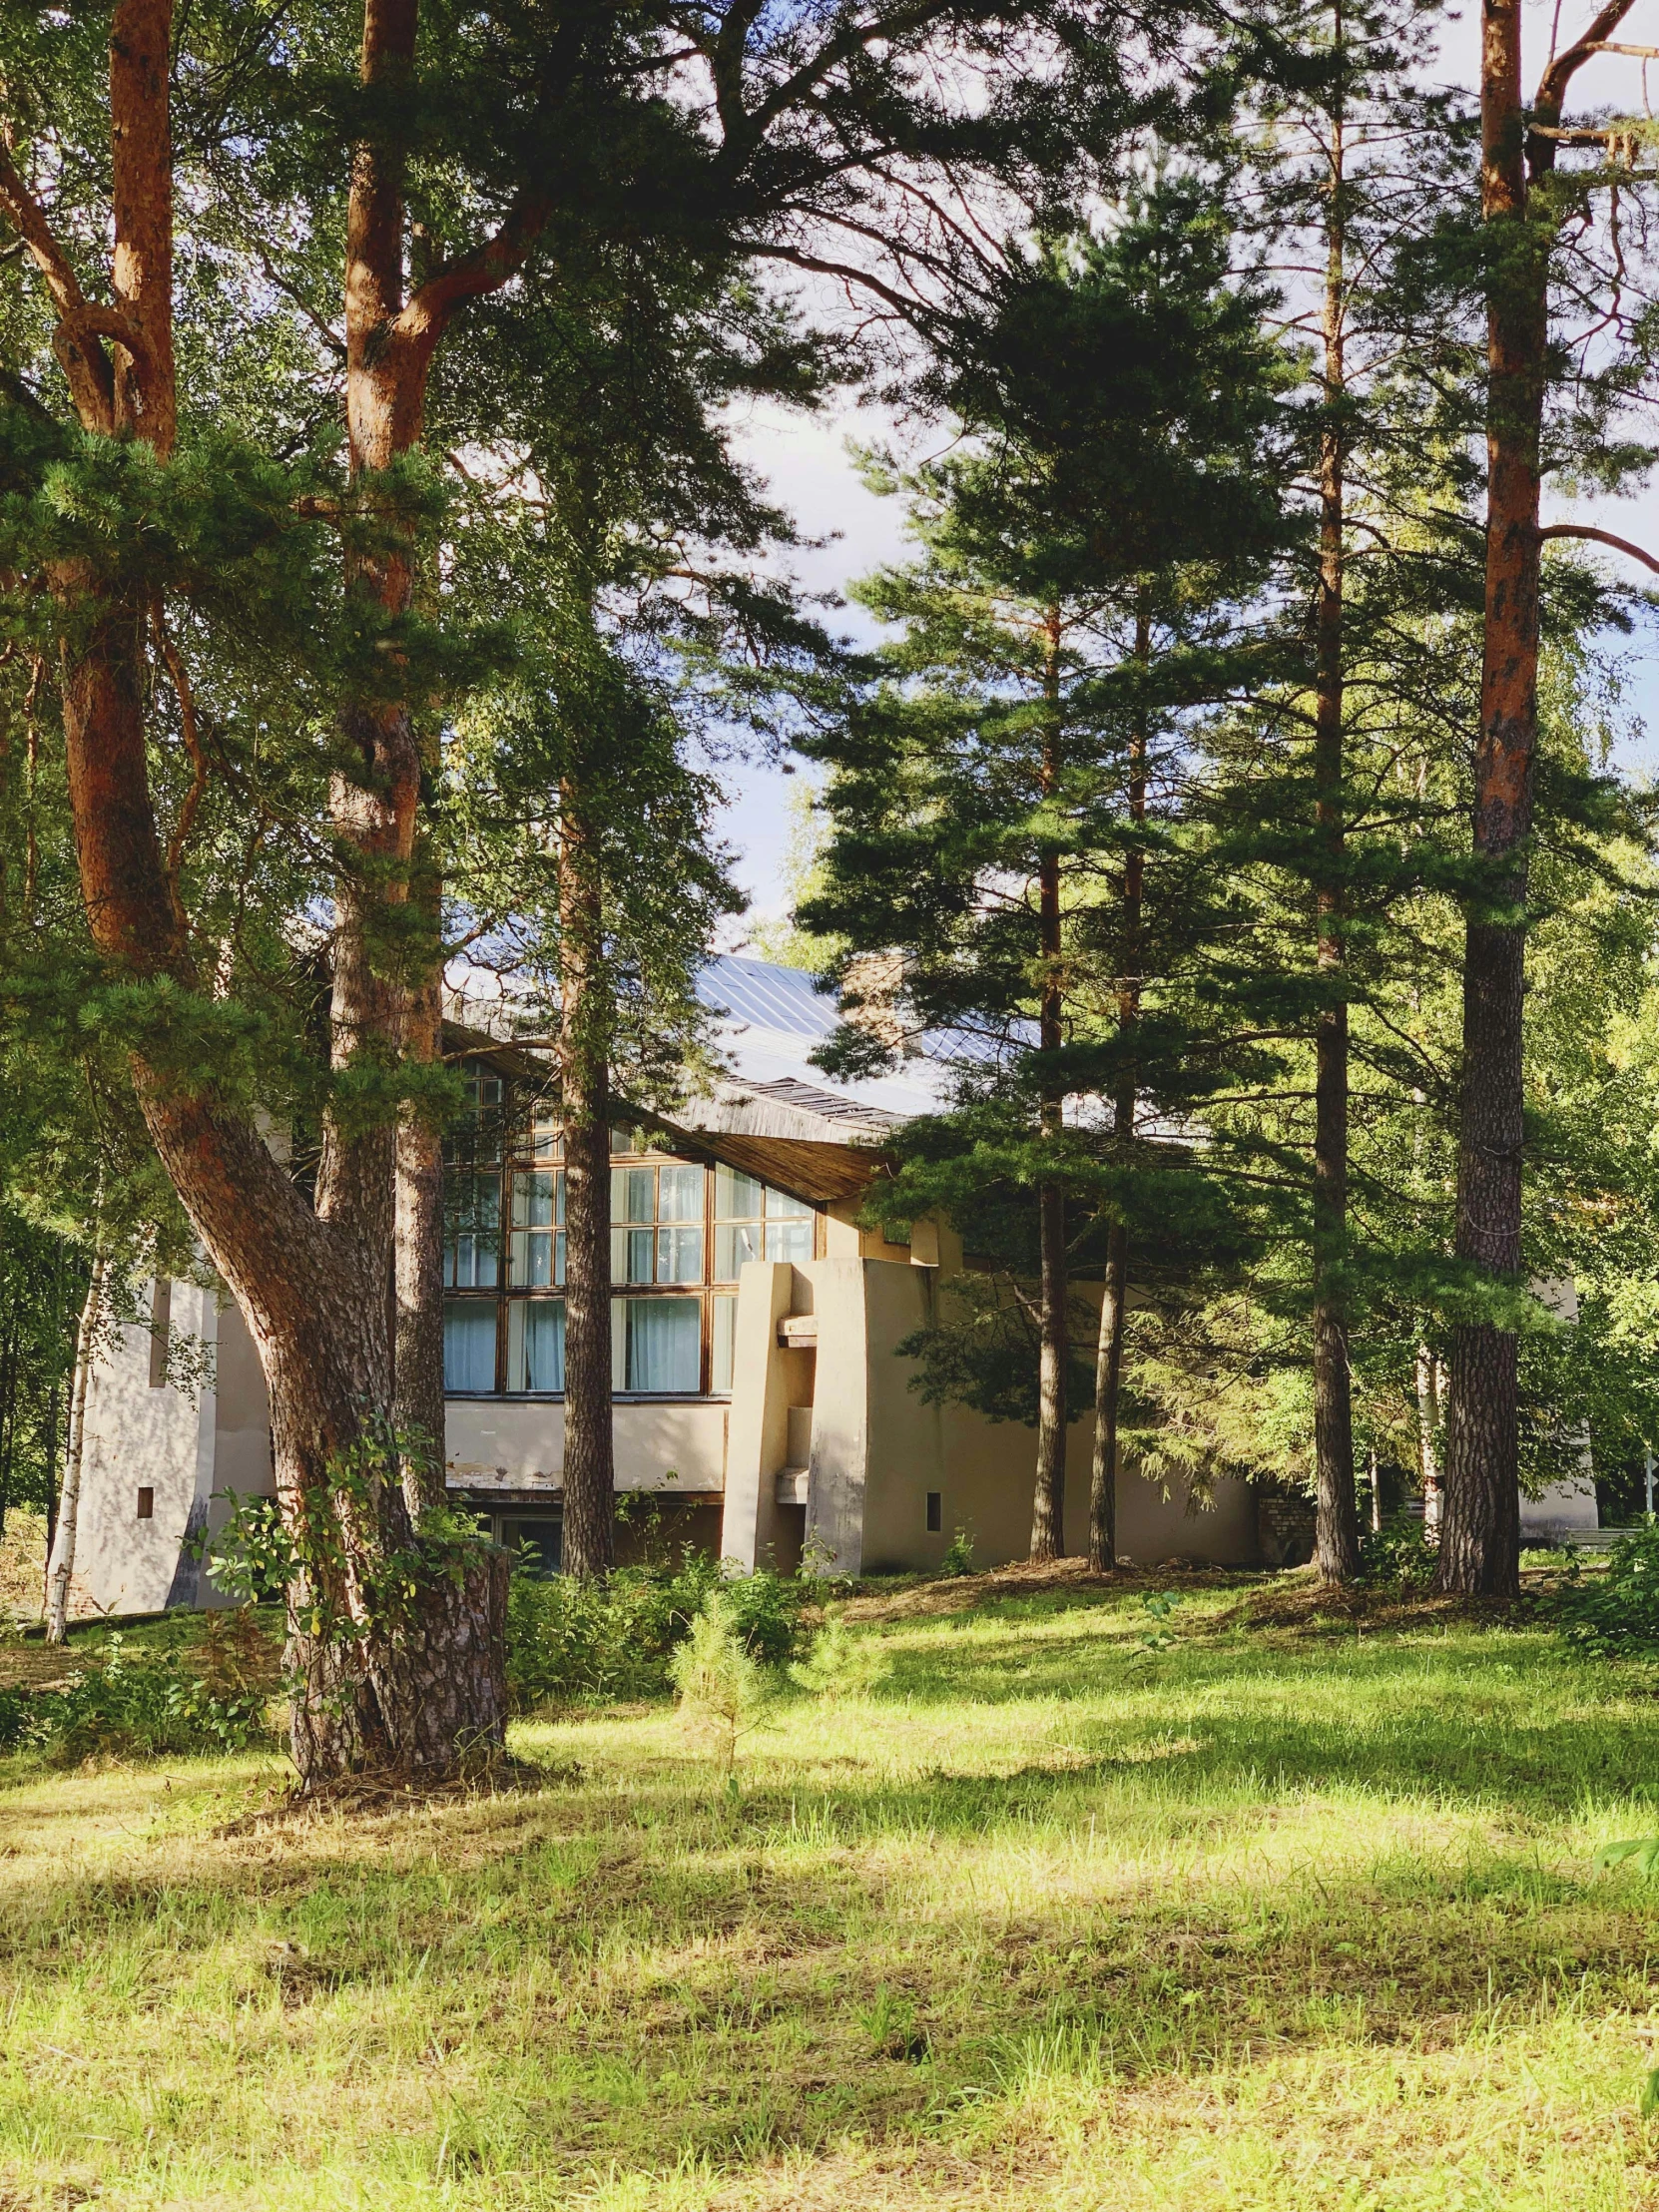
[{"xmin": 696, "ymin": 954, "xmax": 836, "ymax": 1038}]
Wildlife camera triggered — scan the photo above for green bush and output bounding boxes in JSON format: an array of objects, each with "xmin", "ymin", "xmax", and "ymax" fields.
[
  {"xmin": 0, "ymin": 1611, "xmax": 279, "ymax": 1769},
  {"xmin": 19, "ymin": 1630, "xmax": 275, "ymax": 1764},
  {"xmin": 1559, "ymin": 1521, "xmax": 1659, "ymax": 1652},
  {"xmin": 505, "ymin": 1554, "xmax": 806, "ymax": 1711},
  {"xmin": 1358, "ymin": 1516, "xmax": 1437, "ymax": 1591}
]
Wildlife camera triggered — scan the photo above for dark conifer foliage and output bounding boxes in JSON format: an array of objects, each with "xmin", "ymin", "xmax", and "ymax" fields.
[{"xmin": 802, "ymin": 183, "xmax": 1294, "ymax": 1561}]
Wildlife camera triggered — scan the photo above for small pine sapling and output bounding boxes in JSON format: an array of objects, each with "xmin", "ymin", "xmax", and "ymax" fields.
[
  {"xmin": 788, "ymin": 1605, "xmax": 888, "ymax": 1704},
  {"xmin": 667, "ymin": 1590, "xmax": 773, "ymax": 1778}
]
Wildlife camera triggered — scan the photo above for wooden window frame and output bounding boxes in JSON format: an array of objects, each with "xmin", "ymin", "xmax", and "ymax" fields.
[{"xmin": 441, "ymin": 1067, "xmax": 825, "ymax": 1402}]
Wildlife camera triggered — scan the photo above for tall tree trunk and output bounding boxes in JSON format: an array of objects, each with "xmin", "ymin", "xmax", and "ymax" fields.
[
  {"xmin": 393, "ymin": 863, "xmax": 448, "ymax": 1519},
  {"xmin": 16, "ymin": 0, "xmax": 508, "ymax": 1776},
  {"xmin": 1089, "ymin": 596, "xmax": 1150, "ymax": 1574},
  {"xmin": 1030, "ymin": 613, "xmax": 1068, "ymax": 1562},
  {"xmin": 45, "ymin": 1252, "xmax": 107, "ymax": 1645},
  {"xmin": 1437, "ymin": 0, "xmax": 1608, "ymax": 1599},
  {"xmin": 1312, "ymin": 47, "xmax": 1361, "ymax": 1586},
  {"xmin": 558, "ymin": 780, "xmax": 616, "ymax": 1579}
]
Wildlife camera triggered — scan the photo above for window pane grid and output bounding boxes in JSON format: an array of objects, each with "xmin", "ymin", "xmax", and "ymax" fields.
[{"xmin": 447, "ymin": 1061, "xmax": 818, "ymax": 1397}]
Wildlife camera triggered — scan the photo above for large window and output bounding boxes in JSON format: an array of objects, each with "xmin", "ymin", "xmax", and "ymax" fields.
[{"xmin": 441, "ymin": 1068, "xmax": 822, "ymax": 1398}]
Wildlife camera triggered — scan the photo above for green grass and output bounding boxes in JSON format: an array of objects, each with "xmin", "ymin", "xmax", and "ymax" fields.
[{"xmin": 2, "ymin": 1571, "xmax": 1659, "ymax": 2209}]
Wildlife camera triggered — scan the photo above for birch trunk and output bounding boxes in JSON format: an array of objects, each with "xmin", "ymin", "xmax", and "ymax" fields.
[{"xmin": 1416, "ymin": 1347, "xmax": 1442, "ymax": 1541}]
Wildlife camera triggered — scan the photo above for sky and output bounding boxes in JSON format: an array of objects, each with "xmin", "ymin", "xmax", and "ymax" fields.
[
  {"xmin": 713, "ymin": 2, "xmax": 1659, "ymax": 944},
  {"xmin": 715, "ymin": 398, "xmax": 908, "ymax": 946}
]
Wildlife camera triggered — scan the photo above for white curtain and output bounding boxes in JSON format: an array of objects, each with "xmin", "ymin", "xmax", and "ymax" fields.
[
  {"xmin": 513, "ymin": 1301, "xmax": 566, "ymax": 1391},
  {"xmin": 624, "ymin": 1299, "xmax": 701, "ymax": 1392},
  {"xmin": 443, "ymin": 1301, "xmax": 496, "ymax": 1393}
]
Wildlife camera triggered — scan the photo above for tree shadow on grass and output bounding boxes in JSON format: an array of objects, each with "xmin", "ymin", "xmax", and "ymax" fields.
[
  {"xmin": 872, "ymin": 1622, "xmax": 1655, "ymax": 1819},
  {"xmin": 2, "ymin": 1703, "xmax": 1657, "ymax": 2195}
]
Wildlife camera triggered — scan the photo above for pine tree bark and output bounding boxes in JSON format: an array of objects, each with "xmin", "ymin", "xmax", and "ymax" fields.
[
  {"xmin": 557, "ymin": 780, "xmax": 616, "ymax": 1579},
  {"xmin": 393, "ymin": 871, "xmax": 448, "ymax": 1520},
  {"xmin": 10, "ymin": 0, "xmax": 513, "ymax": 1777},
  {"xmin": 1030, "ymin": 613, "xmax": 1068, "ymax": 1562},
  {"xmin": 1088, "ymin": 596, "xmax": 1150, "ymax": 1575},
  {"xmin": 1312, "ymin": 54, "xmax": 1361, "ymax": 1586},
  {"xmin": 1437, "ymin": 0, "xmax": 1631, "ymax": 1597}
]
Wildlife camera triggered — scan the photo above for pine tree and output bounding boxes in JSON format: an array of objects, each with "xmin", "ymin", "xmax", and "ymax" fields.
[{"xmin": 805, "ymin": 186, "xmax": 1291, "ymax": 1560}]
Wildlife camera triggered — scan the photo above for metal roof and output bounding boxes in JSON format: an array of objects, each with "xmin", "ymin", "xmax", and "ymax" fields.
[{"xmin": 695, "ymin": 955, "xmax": 838, "ymax": 1039}]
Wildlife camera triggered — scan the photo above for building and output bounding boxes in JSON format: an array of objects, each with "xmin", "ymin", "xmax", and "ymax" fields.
[{"xmin": 69, "ymin": 957, "xmax": 1280, "ymax": 1615}]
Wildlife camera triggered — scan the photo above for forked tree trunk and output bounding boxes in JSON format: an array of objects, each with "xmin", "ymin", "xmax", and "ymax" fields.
[
  {"xmin": 1088, "ymin": 596, "xmax": 1150, "ymax": 1575},
  {"xmin": 1311, "ymin": 53, "xmax": 1361, "ymax": 1586},
  {"xmin": 1030, "ymin": 613, "xmax": 1068, "ymax": 1563},
  {"xmin": 14, "ymin": 0, "xmax": 510, "ymax": 1778},
  {"xmin": 558, "ymin": 781, "xmax": 616, "ymax": 1579},
  {"xmin": 1436, "ymin": 0, "xmax": 1629, "ymax": 1598},
  {"xmin": 44, "ymin": 1252, "xmax": 108, "ymax": 1645}
]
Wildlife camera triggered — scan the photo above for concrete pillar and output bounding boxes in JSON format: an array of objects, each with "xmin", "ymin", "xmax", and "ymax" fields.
[
  {"xmin": 719, "ymin": 1261, "xmax": 798, "ymax": 1570},
  {"xmin": 803, "ymin": 1258, "xmax": 871, "ymax": 1575}
]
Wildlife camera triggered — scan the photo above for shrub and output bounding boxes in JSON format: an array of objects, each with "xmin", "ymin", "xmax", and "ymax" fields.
[
  {"xmin": 1559, "ymin": 1520, "xmax": 1659, "ymax": 1652},
  {"xmin": 504, "ymin": 1554, "xmax": 805, "ymax": 1712},
  {"xmin": 0, "ymin": 1612, "xmax": 280, "ymax": 1769},
  {"xmin": 1358, "ymin": 1516, "xmax": 1437, "ymax": 1592},
  {"xmin": 940, "ymin": 1527, "xmax": 976, "ymax": 1578}
]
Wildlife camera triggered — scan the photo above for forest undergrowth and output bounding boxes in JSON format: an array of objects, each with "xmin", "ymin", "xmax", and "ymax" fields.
[{"xmin": 1, "ymin": 1569, "xmax": 1658, "ymax": 2210}]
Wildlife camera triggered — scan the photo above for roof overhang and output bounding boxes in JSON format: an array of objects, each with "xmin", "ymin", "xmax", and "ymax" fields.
[{"xmin": 439, "ymin": 1017, "xmax": 892, "ymax": 1209}]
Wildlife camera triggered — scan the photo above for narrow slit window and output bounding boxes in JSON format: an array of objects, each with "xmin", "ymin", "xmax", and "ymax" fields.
[
  {"xmin": 137, "ymin": 1486, "xmax": 155, "ymax": 1521},
  {"xmin": 925, "ymin": 1491, "xmax": 942, "ymax": 1534},
  {"xmin": 148, "ymin": 1277, "xmax": 172, "ymax": 1387}
]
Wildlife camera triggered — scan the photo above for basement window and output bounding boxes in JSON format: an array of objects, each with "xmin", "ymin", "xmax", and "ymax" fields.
[
  {"xmin": 137, "ymin": 1487, "xmax": 155, "ymax": 1521},
  {"xmin": 926, "ymin": 1491, "xmax": 942, "ymax": 1533}
]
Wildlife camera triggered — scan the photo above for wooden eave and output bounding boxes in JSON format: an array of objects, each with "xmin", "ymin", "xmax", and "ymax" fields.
[{"xmin": 439, "ymin": 1019, "xmax": 892, "ymax": 1209}]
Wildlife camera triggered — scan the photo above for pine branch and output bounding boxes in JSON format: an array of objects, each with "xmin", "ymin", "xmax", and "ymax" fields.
[
  {"xmin": 0, "ymin": 142, "xmax": 132, "ymax": 429},
  {"xmin": 392, "ymin": 187, "xmax": 553, "ymax": 367},
  {"xmin": 1539, "ymin": 521, "xmax": 1659, "ymax": 574}
]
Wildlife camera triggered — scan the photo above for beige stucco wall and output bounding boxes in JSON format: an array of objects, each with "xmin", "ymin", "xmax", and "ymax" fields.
[
  {"xmin": 782, "ymin": 1257, "xmax": 1261, "ymax": 1575},
  {"xmin": 446, "ymin": 1396, "xmax": 729, "ymax": 1499},
  {"xmin": 76, "ymin": 1245, "xmax": 1263, "ymax": 1616},
  {"xmin": 718, "ymin": 1262, "xmax": 802, "ymax": 1571},
  {"xmin": 76, "ymin": 1279, "xmax": 219, "ymax": 1617}
]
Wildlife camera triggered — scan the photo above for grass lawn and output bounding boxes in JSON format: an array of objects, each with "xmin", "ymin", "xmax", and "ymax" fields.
[{"xmin": 3, "ymin": 1566, "xmax": 1659, "ymax": 2209}]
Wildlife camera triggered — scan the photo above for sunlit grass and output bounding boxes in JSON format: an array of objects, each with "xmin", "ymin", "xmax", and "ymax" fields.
[{"xmin": 1, "ymin": 1573, "xmax": 1658, "ymax": 2208}]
